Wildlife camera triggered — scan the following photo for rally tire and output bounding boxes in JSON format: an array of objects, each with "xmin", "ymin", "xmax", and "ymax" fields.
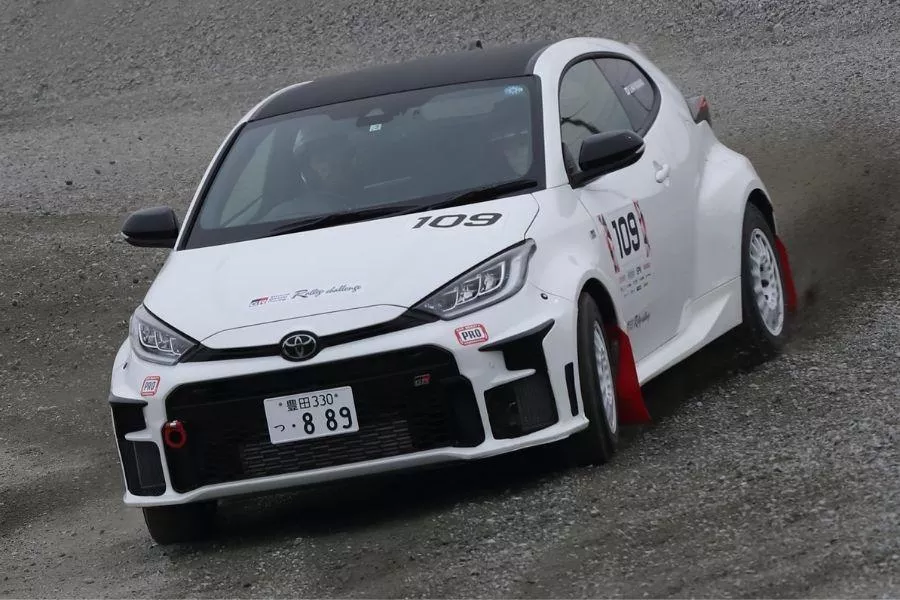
[
  {"xmin": 142, "ymin": 500, "xmax": 217, "ymax": 545},
  {"xmin": 565, "ymin": 293, "xmax": 619, "ymax": 466},
  {"xmin": 736, "ymin": 202, "xmax": 790, "ymax": 358}
]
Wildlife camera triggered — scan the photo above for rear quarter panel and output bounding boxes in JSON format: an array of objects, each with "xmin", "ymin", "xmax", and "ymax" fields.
[{"xmin": 690, "ymin": 124, "xmax": 770, "ymax": 297}]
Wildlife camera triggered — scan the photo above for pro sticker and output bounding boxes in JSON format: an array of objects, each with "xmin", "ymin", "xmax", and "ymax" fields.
[
  {"xmin": 141, "ymin": 375, "xmax": 160, "ymax": 397},
  {"xmin": 455, "ymin": 324, "xmax": 489, "ymax": 346}
]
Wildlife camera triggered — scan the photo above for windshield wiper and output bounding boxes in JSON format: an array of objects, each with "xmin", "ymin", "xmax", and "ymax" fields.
[
  {"xmin": 396, "ymin": 178, "xmax": 539, "ymax": 216},
  {"xmin": 267, "ymin": 204, "xmax": 416, "ymax": 237}
]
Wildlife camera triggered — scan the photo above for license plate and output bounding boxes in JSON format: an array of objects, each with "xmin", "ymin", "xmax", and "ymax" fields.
[{"xmin": 263, "ymin": 385, "xmax": 359, "ymax": 444}]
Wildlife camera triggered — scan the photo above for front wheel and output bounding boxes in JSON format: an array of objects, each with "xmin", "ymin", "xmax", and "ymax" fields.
[
  {"xmin": 736, "ymin": 203, "xmax": 790, "ymax": 358},
  {"xmin": 564, "ymin": 293, "xmax": 619, "ymax": 466}
]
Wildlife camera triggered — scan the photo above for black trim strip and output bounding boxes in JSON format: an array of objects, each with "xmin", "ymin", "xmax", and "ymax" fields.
[
  {"xmin": 564, "ymin": 362, "xmax": 578, "ymax": 416},
  {"xmin": 478, "ymin": 319, "xmax": 555, "ymax": 353},
  {"xmin": 182, "ymin": 309, "xmax": 439, "ymax": 362},
  {"xmin": 108, "ymin": 394, "xmax": 149, "ymax": 407}
]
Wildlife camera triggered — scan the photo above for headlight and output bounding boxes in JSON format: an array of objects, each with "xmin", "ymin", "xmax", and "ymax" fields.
[
  {"xmin": 414, "ymin": 239, "xmax": 536, "ymax": 320},
  {"xmin": 129, "ymin": 304, "xmax": 197, "ymax": 365}
]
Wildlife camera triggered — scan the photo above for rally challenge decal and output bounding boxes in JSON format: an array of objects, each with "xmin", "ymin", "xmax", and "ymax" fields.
[
  {"xmin": 249, "ymin": 284, "xmax": 362, "ymax": 307},
  {"xmin": 597, "ymin": 200, "xmax": 653, "ymax": 299},
  {"xmin": 455, "ymin": 324, "xmax": 489, "ymax": 346},
  {"xmin": 140, "ymin": 375, "xmax": 160, "ymax": 397}
]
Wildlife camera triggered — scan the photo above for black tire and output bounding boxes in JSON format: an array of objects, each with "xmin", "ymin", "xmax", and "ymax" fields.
[
  {"xmin": 736, "ymin": 203, "xmax": 790, "ymax": 358},
  {"xmin": 142, "ymin": 500, "xmax": 217, "ymax": 545},
  {"xmin": 564, "ymin": 293, "xmax": 619, "ymax": 467}
]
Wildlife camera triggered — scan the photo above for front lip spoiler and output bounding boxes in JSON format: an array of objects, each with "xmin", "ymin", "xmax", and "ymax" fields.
[{"xmin": 180, "ymin": 308, "xmax": 438, "ymax": 363}]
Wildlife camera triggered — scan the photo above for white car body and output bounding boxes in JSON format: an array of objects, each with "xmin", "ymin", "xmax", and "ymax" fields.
[{"xmin": 108, "ymin": 37, "xmax": 797, "ymax": 515}]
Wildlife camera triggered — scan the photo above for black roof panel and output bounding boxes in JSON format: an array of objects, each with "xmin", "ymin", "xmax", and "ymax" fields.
[{"xmin": 249, "ymin": 39, "xmax": 553, "ymax": 121}]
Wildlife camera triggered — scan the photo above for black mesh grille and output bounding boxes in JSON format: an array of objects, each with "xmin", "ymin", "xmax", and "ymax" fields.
[{"xmin": 163, "ymin": 346, "xmax": 484, "ymax": 492}]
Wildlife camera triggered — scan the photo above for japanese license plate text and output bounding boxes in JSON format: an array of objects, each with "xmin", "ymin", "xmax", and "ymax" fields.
[{"xmin": 263, "ymin": 385, "xmax": 359, "ymax": 444}]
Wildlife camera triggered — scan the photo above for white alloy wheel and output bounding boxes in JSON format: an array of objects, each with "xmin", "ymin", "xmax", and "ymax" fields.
[
  {"xmin": 592, "ymin": 321, "xmax": 617, "ymax": 434},
  {"xmin": 747, "ymin": 227, "xmax": 785, "ymax": 336}
]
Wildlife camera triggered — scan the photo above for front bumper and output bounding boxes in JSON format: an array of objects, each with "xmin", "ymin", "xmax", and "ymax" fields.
[{"xmin": 108, "ymin": 283, "xmax": 588, "ymax": 507}]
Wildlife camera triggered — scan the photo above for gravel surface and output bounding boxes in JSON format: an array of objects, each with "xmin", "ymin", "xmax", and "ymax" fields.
[{"xmin": 1, "ymin": 0, "xmax": 899, "ymax": 597}]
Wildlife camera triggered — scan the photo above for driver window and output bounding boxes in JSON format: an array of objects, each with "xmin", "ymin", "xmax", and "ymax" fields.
[{"xmin": 558, "ymin": 59, "xmax": 632, "ymax": 168}]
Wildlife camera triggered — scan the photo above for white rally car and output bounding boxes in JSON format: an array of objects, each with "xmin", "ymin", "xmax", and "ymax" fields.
[{"xmin": 110, "ymin": 36, "xmax": 798, "ymax": 544}]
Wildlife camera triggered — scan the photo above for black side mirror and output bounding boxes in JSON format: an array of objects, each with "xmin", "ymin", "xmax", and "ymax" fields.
[
  {"xmin": 572, "ymin": 130, "xmax": 645, "ymax": 187},
  {"xmin": 121, "ymin": 206, "xmax": 180, "ymax": 248}
]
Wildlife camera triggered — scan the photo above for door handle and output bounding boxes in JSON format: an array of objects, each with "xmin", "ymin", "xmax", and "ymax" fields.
[{"xmin": 655, "ymin": 163, "xmax": 670, "ymax": 183}]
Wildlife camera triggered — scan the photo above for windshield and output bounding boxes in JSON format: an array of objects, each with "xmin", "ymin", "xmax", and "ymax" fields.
[{"xmin": 181, "ymin": 76, "xmax": 545, "ymax": 249}]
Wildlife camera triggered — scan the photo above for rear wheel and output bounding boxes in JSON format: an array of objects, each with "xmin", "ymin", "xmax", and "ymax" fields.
[
  {"xmin": 142, "ymin": 500, "xmax": 217, "ymax": 545},
  {"xmin": 736, "ymin": 203, "xmax": 790, "ymax": 358},
  {"xmin": 565, "ymin": 293, "xmax": 619, "ymax": 466}
]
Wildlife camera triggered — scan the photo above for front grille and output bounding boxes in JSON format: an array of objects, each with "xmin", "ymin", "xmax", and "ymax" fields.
[{"xmin": 163, "ymin": 346, "xmax": 484, "ymax": 492}]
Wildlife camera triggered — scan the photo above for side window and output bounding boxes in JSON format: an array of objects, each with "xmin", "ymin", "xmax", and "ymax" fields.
[
  {"xmin": 558, "ymin": 59, "xmax": 632, "ymax": 165},
  {"xmin": 595, "ymin": 57, "xmax": 657, "ymax": 133}
]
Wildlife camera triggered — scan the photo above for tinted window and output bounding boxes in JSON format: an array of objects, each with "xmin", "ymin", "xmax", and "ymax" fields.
[
  {"xmin": 558, "ymin": 59, "xmax": 632, "ymax": 164},
  {"xmin": 183, "ymin": 78, "xmax": 544, "ymax": 249},
  {"xmin": 596, "ymin": 57, "xmax": 657, "ymax": 132}
]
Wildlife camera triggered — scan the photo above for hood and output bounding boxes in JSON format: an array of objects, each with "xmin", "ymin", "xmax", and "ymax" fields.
[{"xmin": 143, "ymin": 194, "xmax": 540, "ymax": 341}]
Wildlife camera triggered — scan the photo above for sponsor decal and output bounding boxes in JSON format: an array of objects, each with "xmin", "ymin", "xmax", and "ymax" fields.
[
  {"xmin": 627, "ymin": 310, "xmax": 651, "ymax": 331},
  {"xmin": 249, "ymin": 284, "xmax": 362, "ymax": 307},
  {"xmin": 623, "ymin": 79, "xmax": 646, "ymax": 96},
  {"xmin": 600, "ymin": 201, "xmax": 654, "ymax": 299},
  {"xmin": 141, "ymin": 375, "xmax": 160, "ymax": 397},
  {"xmin": 455, "ymin": 324, "xmax": 489, "ymax": 346},
  {"xmin": 292, "ymin": 284, "xmax": 362, "ymax": 299}
]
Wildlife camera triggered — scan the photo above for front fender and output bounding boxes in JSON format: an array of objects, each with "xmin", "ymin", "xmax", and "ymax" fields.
[{"xmin": 525, "ymin": 188, "xmax": 625, "ymax": 326}]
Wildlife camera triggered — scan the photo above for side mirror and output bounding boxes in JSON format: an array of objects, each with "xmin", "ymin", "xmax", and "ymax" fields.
[
  {"xmin": 121, "ymin": 206, "xmax": 180, "ymax": 248},
  {"xmin": 572, "ymin": 130, "xmax": 645, "ymax": 187}
]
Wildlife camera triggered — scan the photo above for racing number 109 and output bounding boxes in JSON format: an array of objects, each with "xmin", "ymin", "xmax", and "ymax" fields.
[
  {"xmin": 412, "ymin": 213, "xmax": 502, "ymax": 229},
  {"xmin": 610, "ymin": 212, "xmax": 641, "ymax": 258}
]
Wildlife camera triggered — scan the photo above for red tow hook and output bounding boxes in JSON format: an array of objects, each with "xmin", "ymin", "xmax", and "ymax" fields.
[{"xmin": 162, "ymin": 419, "xmax": 187, "ymax": 449}]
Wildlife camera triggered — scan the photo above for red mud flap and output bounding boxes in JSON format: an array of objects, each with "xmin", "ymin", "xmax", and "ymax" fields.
[
  {"xmin": 607, "ymin": 326, "xmax": 652, "ymax": 425},
  {"xmin": 775, "ymin": 236, "xmax": 798, "ymax": 313}
]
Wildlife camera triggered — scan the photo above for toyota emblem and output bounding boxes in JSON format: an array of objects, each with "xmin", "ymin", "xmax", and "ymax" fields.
[{"xmin": 280, "ymin": 332, "xmax": 320, "ymax": 361}]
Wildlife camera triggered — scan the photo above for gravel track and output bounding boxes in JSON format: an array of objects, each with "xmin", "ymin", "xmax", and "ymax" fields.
[{"xmin": 1, "ymin": 0, "xmax": 899, "ymax": 597}]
